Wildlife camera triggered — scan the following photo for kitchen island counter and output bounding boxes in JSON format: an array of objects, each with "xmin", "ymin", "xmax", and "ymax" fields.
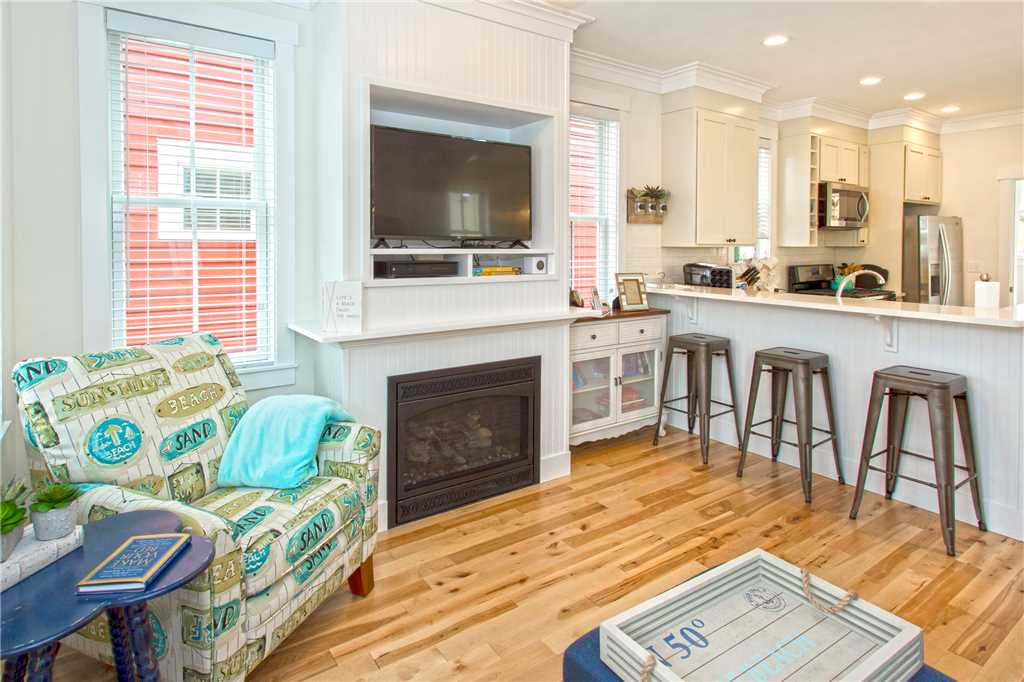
[
  {"xmin": 649, "ymin": 287, "xmax": 1023, "ymax": 541},
  {"xmin": 649, "ymin": 285, "xmax": 1024, "ymax": 328}
]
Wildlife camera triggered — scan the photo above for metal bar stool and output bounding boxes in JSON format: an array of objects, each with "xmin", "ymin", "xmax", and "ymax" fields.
[
  {"xmin": 849, "ymin": 365, "xmax": 985, "ymax": 556},
  {"xmin": 652, "ymin": 333, "xmax": 741, "ymax": 464},
  {"xmin": 737, "ymin": 347, "xmax": 843, "ymax": 504}
]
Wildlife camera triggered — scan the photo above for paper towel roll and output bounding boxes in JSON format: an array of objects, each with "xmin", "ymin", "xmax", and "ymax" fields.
[{"xmin": 974, "ymin": 281, "xmax": 1000, "ymax": 308}]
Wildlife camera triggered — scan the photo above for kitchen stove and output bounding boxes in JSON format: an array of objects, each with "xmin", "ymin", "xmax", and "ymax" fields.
[{"xmin": 787, "ymin": 264, "xmax": 897, "ymax": 301}]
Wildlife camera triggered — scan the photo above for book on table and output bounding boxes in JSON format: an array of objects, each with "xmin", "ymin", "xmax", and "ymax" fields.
[{"xmin": 77, "ymin": 533, "xmax": 190, "ymax": 594}]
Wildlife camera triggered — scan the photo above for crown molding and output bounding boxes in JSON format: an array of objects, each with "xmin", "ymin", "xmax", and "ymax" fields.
[
  {"xmin": 570, "ymin": 49, "xmax": 663, "ymax": 93},
  {"xmin": 764, "ymin": 97, "xmax": 871, "ymax": 128},
  {"xmin": 941, "ymin": 109, "xmax": 1024, "ymax": 135},
  {"xmin": 661, "ymin": 62, "xmax": 773, "ymax": 103},
  {"xmin": 422, "ymin": 0, "xmax": 593, "ymax": 43},
  {"xmin": 570, "ymin": 50, "xmax": 773, "ymax": 102},
  {"xmin": 868, "ymin": 107, "xmax": 943, "ymax": 134}
]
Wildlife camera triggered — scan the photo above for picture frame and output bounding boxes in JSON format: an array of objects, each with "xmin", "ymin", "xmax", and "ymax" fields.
[
  {"xmin": 590, "ymin": 287, "xmax": 603, "ymax": 311},
  {"xmin": 615, "ymin": 273, "xmax": 649, "ymax": 311}
]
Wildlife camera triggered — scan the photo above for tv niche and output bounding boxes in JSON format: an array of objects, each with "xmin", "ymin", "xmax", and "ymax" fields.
[{"xmin": 371, "ymin": 125, "xmax": 532, "ymax": 245}]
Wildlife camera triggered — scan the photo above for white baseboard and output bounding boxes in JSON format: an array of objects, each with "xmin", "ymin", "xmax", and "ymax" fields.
[{"xmin": 540, "ymin": 449, "xmax": 571, "ymax": 482}]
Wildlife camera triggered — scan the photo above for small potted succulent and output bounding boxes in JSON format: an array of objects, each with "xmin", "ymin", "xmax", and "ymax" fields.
[
  {"xmin": 1, "ymin": 479, "xmax": 29, "ymax": 561},
  {"xmin": 30, "ymin": 482, "xmax": 82, "ymax": 541},
  {"xmin": 640, "ymin": 185, "xmax": 670, "ymax": 214}
]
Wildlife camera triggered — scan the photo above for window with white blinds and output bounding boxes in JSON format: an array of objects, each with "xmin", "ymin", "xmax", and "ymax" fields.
[
  {"xmin": 107, "ymin": 15, "xmax": 275, "ymax": 365},
  {"xmin": 737, "ymin": 139, "xmax": 773, "ymax": 261},
  {"xmin": 569, "ymin": 114, "xmax": 619, "ymax": 306}
]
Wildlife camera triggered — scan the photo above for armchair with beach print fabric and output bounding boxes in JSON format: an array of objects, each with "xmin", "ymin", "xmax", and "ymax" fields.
[{"xmin": 10, "ymin": 333, "xmax": 380, "ymax": 682}]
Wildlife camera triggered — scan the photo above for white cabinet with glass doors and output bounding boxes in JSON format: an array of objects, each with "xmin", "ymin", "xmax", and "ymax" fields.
[{"xmin": 570, "ymin": 314, "xmax": 665, "ymax": 445}]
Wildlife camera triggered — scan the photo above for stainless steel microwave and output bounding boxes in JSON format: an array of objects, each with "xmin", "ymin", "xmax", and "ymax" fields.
[{"xmin": 818, "ymin": 182, "xmax": 869, "ymax": 229}]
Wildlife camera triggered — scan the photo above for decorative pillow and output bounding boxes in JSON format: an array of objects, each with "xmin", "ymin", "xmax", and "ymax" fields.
[{"xmin": 10, "ymin": 333, "xmax": 249, "ymax": 502}]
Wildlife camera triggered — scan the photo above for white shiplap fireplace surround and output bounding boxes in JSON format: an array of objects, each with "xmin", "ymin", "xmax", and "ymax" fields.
[{"xmin": 291, "ymin": 1, "xmax": 595, "ymax": 529}]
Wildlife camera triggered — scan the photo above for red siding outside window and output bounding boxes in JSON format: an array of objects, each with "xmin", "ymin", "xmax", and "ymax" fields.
[{"xmin": 111, "ymin": 35, "xmax": 273, "ymax": 360}]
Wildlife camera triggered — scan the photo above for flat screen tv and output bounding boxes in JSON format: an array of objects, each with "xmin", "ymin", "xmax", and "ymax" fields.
[{"xmin": 371, "ymin": 125, "xmax": 532, "ymax": 242}]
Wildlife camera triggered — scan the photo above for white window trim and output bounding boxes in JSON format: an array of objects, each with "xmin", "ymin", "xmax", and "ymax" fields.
[{"xmin": 77, "ymin": 1, "xmax": 297, "ymax": 389}]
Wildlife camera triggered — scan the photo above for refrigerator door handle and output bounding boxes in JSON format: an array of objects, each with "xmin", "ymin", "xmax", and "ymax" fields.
[{"xmin": 938, "ymin": 222, "xmax": 951, "ymax": 305}]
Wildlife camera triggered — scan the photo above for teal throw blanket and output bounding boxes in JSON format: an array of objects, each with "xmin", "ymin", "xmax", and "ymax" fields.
[{"xmin": 217, "ymin": 395, "xmax": 353, "ymax": 489}]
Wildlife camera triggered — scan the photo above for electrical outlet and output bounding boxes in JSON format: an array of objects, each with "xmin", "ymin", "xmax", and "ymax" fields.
[{"xmin": 967, "ymin": 260, "xmax": 982, "ymax": 273}]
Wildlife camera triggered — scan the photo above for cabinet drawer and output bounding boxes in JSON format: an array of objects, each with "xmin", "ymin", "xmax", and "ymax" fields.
[
  {"xmin": 618, "ymin": 318, "xmax": 664, "ymax": 344},
  {"xmin": 571, "ymin": 323, "xmax": 617, "ymax": 350}
]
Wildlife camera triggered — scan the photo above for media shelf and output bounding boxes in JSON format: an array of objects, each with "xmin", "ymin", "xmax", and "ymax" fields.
[{"xmin": 370, "ymin": 247, "xmax": 555, "ymax": 286}]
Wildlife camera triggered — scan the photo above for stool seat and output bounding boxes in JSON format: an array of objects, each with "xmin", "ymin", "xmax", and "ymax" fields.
[
  {"xmin": 875, "ymin": 365, "xmax": 968, "ymax": 394},
  {"xmin": 755, "ymin": 347, "xmax": 830, "ymax": 371},
  {"xmin": 668, "ymin": 332, "xmax": 731, "ymax": 352},
  {"xmin": 850, "ymin": 365, "xmax": 984, "ymax": 556}
]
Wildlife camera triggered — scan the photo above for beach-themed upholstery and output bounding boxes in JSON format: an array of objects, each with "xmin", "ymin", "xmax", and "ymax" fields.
[
  {"xmin": 11, "ymin": 334, "xmax": 380, "ymax": 681},
  {"xmin": 11, "ymin": 333, "xmax": 246, "ymax": 501}
]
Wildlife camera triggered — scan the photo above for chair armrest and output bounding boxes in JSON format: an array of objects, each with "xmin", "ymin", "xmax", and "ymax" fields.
[
  {"xmin": 316, "ymin": 422, "xmax": 381, "ymax": 556},
  {"xmin": 73, "ymin": 483, "xmax": 234, "ymax": 550}
]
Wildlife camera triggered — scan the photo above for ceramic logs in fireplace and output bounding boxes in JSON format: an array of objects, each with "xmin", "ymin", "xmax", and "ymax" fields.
[{"xmin": 387, "ymin": 357, "xmax": 540, "ymax": 526}]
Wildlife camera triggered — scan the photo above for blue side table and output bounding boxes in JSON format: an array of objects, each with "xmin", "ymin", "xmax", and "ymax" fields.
[{"xmin": 1, "ymin": 510, "xmax": 214, "ymax": 682}]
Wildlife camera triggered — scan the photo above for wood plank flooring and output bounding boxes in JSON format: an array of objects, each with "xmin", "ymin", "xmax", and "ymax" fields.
[{"xmin": 56, "ymin": 427, "xmax": 1024, "ymax": 681}]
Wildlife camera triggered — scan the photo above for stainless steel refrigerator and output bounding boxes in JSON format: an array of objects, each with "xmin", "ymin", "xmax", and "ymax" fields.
[{"xmin": 902, "ymin": 214, "xmax": 963, "ymax": 305}]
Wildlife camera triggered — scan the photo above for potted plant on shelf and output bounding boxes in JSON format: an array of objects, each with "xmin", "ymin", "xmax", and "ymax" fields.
[
  {"xmin": 1, "ymin": 479, "xmax": 29, "ymax": 561},
  {"xmin": 30, "ymin": 482, "xmax": 82, "ymax": 541}
]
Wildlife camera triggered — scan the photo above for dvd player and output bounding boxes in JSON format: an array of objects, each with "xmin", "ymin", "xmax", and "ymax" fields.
[{"xmin": 373, "ymin": 260, "xmax": 460, "ymax": 279}]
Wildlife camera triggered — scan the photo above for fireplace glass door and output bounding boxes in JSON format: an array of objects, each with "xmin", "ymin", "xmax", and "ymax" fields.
[{"xmin": 397, "ymin": 391, "xmax": 529, "ymax": 496}]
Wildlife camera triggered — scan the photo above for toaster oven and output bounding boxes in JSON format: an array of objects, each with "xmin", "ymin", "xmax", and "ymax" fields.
[{"xmin": 683, "ymin": 263, "xmax": 733, "ymax": 289}]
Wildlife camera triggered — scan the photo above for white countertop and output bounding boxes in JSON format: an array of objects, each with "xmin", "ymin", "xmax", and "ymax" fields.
[{"xmin": 648, "ymin": 285, "xmax": 1024, "ymax": 328}]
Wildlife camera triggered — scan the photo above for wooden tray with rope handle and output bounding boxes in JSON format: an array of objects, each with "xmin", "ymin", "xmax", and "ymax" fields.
[{"xmin": 599, "ymin": 549, "xmax": 923, "ymax": 682}]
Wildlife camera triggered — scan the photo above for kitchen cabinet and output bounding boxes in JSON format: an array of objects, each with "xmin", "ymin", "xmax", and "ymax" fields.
[
  {"xmin": 661, "ymin": 108, "xmax": 758, "ymax": 247},
  {"xmin": 570, "ymin": 313, "xmax": 666, "ymax": 445},
  {"xmin": 819, "ymin": 136, "xmax": 861, "ymax": 184},
  {"xmin": 904, "ymin": 144, "xmax": 942, "ymax": 204},
  {"xmin": 821, "ymin": 227, "xmax": 869, "ymax": 247},
  {"xmin": 860, "ymin": 146, "xmax": 870, "ymax": 187}
]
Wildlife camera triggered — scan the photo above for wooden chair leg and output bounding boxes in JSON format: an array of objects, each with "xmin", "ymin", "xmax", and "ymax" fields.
[{"xmin": 348, "ymin": 554, "xmax": 375, "ymax": 596}]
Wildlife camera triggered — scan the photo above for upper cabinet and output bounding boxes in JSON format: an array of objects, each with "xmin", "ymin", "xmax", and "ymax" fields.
[
  {"xmin": 662, "ymin": 108, "xmax": 758, "ymax": 247},
  {"xmin": 904, "ymin": 143, "xmax": 942, "ymax": 204},
  {"xmin": 819, "ymin": 136, "xmax": 862, "ymax": 185}
]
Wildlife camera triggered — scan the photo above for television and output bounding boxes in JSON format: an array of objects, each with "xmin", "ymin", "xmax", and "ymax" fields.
[{"xmin": 371, "ymin": 125, "xmax": 532, "ymax": 242}]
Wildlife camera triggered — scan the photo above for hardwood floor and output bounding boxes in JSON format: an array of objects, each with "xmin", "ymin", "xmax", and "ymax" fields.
[{"xmin": 57, "ymin": 427, "xmax": 1024, "ymax": 681}]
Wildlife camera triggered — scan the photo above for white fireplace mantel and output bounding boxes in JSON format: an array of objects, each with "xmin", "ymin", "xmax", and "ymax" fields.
[{"xmin": 289, "ymin": 308, "xmax": 601, "ymax": 348}]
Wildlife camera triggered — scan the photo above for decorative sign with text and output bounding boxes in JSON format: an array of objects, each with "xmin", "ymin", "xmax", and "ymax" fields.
[
  {"xmin": 600, "ymin": 549, "xmax": 923, "ymax": 682},
  {"xmin": 321, "ymin": 281, "xmax": 362, "ymax": 333}
]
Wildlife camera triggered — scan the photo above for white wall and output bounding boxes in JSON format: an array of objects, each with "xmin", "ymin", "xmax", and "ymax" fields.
[
  {"xmin": 1, "ymin": 1, "xmax": 320, "ymax": 480},
  {"xmin": 940, "ymin": 124, "xmax": 1024, "ymax": 304}
]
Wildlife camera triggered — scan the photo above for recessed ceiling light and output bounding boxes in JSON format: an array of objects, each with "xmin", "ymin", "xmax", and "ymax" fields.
[
  {"xmin": 859, "ymin": 76, "xmax": 883, "ymax": 86},
  {"xmin": 762, "ymin": 35, "xmax": 789, "ymax": 47},
  {"xmin": 903, "ymin": 92, "xmax": 926, "ymax": 101},
  {"xmin": 941, "ymin": 105, "xmax": 961, "ymax": 114}
]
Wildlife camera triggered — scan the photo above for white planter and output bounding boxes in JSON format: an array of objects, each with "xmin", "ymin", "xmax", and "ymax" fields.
[
  {"xmin": 30, "ymin": 504, "xmax": 77, "ymax": 541},
  {"xmin": 1, "ymin": 524, "xmax": 25, "ymax": 562}
]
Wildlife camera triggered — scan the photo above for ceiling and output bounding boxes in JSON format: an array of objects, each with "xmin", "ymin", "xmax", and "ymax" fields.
[{"xmin": 569, "ymin": 1, "xmax": 1023, "ymax": 119}]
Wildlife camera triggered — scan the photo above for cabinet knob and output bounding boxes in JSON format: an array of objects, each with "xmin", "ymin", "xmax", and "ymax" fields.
[
  {"xmin": 590, "ymin": 334, "xmax": 597, "ymax": 340},
  {"xmin": 639, "ymin": 328, "xmax": 645, "ymax": 334},
  {"xmin": 923, "ymin": 196, "xmax": 931, "ymax": 200}
]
